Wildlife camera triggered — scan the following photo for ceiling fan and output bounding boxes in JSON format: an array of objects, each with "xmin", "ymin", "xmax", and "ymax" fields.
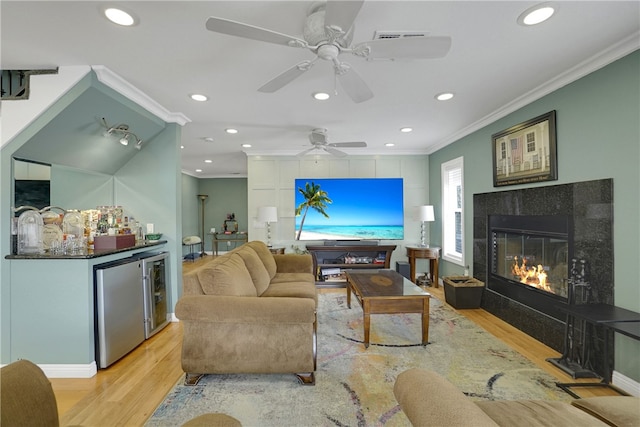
[
  {"xmin": 205, "ymin": 0, "xmax": 451, "ymax": 103},
  {"xmin": 297, "ymin": 128, "xmax": 366, "ymax": 157}
]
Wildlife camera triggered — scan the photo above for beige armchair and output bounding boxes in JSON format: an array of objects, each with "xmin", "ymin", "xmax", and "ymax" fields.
[{"xmin": 1, "ymin": 359, "xmax": 60, "ymax": 427}]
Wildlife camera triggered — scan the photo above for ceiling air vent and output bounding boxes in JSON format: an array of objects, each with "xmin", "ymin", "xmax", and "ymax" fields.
[{"xmin": 373, "ymin": 31, "xmax": 429, "ymax": 40}]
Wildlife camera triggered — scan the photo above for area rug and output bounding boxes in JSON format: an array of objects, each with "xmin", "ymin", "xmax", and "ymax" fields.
[{"xmin": 146, "ymin": 292, "xmax": 569, "ymax": 426}]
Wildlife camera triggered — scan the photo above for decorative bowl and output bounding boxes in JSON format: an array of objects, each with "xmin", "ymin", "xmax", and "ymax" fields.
[{"xmin": 145, "ymin": 233, "xmax": 163, "ymax": 241}]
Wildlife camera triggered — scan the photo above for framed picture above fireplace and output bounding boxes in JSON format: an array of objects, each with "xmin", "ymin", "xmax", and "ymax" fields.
[{"xmin": 491, "ymin": 110, "xmax": 557, "ymax": 187}]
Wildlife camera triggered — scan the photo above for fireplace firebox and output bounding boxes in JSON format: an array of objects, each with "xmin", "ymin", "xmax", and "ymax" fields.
[{"xmin": 489, "ymin": 215, "xmax": 572, "ymax": 321}]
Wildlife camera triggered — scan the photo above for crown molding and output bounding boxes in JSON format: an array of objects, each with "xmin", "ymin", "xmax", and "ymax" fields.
[
  {"xmin": 92, "ymin": 65, "xmax": 191, "ymax": 126},
  {"xmin": 427, "ymin": 32, "xmax": 640, "ymax": 154}
]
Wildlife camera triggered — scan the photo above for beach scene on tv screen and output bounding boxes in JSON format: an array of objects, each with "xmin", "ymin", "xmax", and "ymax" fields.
[{"xmin": 294, "ymin": 178, "xmax": 404, "ymax": 240}]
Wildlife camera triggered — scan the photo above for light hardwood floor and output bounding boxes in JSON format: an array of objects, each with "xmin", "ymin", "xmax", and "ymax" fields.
[{"xmin": 50, "ymin": 254, "xmax": 618, "ymax": 426}]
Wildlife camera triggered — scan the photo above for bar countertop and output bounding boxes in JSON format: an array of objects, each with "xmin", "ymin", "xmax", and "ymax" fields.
[{"xmin": 5, "ymin": 240, "xmax": 167, "ymax": 260}]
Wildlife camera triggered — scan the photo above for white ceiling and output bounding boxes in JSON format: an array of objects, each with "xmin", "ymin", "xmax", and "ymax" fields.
[{"xmin": 2, "ymin": 1, "xmax": 639, "ymax": 178}]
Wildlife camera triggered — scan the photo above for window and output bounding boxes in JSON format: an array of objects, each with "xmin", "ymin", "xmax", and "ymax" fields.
[
  {"xmin": 526, "ymin": 131, "xmax": 536, "ymax": 152},
  {"xmin": 441, "ymin": 156, "xmax": 464, "ymax": 265}
]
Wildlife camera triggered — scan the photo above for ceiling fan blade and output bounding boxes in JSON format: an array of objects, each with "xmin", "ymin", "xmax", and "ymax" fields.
[
  {"xmin": 258, "ymin": 61, "xmax": 314, "ymax": 93},
  {"xmin": 324, "ymin": 0, "xmax": 364, "ymax": 34},
  {"xmin": 206, "ymin": 16, "xmax": 307, "ymax": 48},
  {"xmin": 355, "ymin": 36, "xmax": 452, "ymax": 60},
  {"xmin": 296, "ymin": 146, "xmax": 318, "ymax": 157},
  {"xmin": 323, "ymin": 146, "xmax": 348, "ymax": 157},
  {"xmin": 329, "ymin": 141, "xmax": 367, "ymax": 148},
  {"xmin": 336, "ymin": 64, "xmax": 374, "ymax": 103}
]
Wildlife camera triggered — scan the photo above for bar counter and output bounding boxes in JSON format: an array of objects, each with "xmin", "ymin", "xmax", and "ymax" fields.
[
  {"xmin": 4, "ymin": 239, "xmax": 168, "ymax": 377},
  {"xmin": 5, "ymin": 239, "xmax": 167, "ymax": 260}
]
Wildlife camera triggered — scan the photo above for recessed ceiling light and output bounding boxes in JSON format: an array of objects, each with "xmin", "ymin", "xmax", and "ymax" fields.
[
  {"xmin": 190, "ymin": 94, "xmax": 208, "ymax": 102},
  {"xmin": 203, "ymin": 137, "xmax": 214, "ymax": 142},
  {"xmin": 225, "ymin": 128, "xmax": 238, "ymax": 134},
  {"xmin": 242, "ymin": 144, "xmax": 252, "ymax": 148},
  {"xmin": 195, "ymin": 169, "xmax": 202, "ymax": 173},
  {"xmin": 204, "ymin": 159, "xmax": 212, "ymax": 163},
  {"xmin": 385, "ymin": 143, "xmax": 395, "ymax": 147},
  {"xmin": 313, "ymin": 92, "xmax": 330, "ymax": 101},
  {"xmin": 104, "ymin": 8, "xmax": 136, "ymax": 26},
  {"xmin": 518, "ymin": 3, "xmax": 555, "ymax": 26},
  {"xmin": 435, "ymin": 92, "xmax": 454, "ymax": 101},
  {"xmin": 180, "ymin": 145, "xmax": 184, "ymax": 149},
  {"xmin": 400, "ymin": 127, "xmax": 413, "ymax": 133}
]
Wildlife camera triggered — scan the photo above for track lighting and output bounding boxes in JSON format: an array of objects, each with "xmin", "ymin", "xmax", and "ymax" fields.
[{"xmin": 101, "ymin": 118, "xmax": 143, "ymax": 149}]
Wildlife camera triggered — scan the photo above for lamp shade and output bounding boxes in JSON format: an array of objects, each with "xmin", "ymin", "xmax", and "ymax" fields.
[
  {"xmin": 418, "ymin": 205, "xmax": 435, "ymax": 222},
  {"xmin": 257, "ymin": 206, "xmax": 278, "ymax": 223}
]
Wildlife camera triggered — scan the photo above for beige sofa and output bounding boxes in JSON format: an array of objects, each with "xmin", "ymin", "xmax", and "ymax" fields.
[
  {"xmin": 176, "ymin": 240, "xmax": 318, "ymax": 385},
  {"xmin": 394, "ymin": 368, "xmax": 640, "ymax": 426}
]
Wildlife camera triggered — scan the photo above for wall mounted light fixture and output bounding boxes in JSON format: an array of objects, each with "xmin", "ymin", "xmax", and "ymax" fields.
[{"xmin": 101, "ymin": 117, "xmax": 143, "ymax": 150}]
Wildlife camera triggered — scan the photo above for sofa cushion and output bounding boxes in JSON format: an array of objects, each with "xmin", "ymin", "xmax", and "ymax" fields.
[
  {"xmin": 236, "ymin": 246, "xmax": 271, "ymax": 295},
  {"xmin": 476, "ymin": 400, "xmax": 609, "ymax": 426},
  {"xmin": 196, "ymin": 254, "xmax": 257, "ymax": 297},
  {"xmin": 571, "ymin": 396, "xmax": 640, "ymax": 426},
  {"xmin": 246, "ymin": 241, "xmax": 277, "ymax": 278},
  {"xmin": 271, "ymin": 272, "xmax": 316, "ymax": 284},
  {"xmin": 260, "ymin": 281, "xmax": 318, "ymax": 302}
]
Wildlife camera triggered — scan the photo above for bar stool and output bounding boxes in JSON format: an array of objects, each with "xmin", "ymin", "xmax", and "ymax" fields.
[{"xmin": 182, "ymin": 236, "xmax": 202, "ymax": 261}]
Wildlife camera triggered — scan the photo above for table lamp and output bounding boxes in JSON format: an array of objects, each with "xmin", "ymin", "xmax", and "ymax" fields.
[
  {"xmin": 418, "ymin": 205, "xmax": 435, "ymax": 247},
  {"xmin": 257, "ymin": 206, "xmax": 278, "ymax": 247}
]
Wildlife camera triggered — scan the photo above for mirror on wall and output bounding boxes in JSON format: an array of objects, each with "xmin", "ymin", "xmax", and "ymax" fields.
[{"xmin": 13, "ymin": 158, "xmax": 51, "ymax": 211}]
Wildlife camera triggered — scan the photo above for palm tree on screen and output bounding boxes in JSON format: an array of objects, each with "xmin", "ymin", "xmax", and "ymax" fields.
[{"xmin": 295, "ymin": 182, "xmax": 332, "ymax": 240}]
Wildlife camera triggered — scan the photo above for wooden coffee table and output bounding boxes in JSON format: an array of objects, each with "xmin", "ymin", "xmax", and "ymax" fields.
[{"xmin": 345, "ymin": 269, "xmax": 431, "ymax": 348}]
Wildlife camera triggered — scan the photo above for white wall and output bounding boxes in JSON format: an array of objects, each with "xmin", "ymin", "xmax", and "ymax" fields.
[{"xmin": 247, "ymin": 154, "xmax": 431, "ymax": 269}]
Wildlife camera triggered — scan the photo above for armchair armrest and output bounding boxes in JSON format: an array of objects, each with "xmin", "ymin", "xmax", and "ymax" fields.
[
  {"xmin": 176, "ymin": 295, "xmax": 316, "ymax": 324},
  {"xmin": 394, "ymin": 369, "xmax": 499, "ymax": 427}
]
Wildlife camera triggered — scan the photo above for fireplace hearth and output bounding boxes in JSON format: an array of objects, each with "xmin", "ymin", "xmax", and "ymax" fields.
[{"xmin": 473, "ymin": 179, "xmax": 613, "ymax": 355}]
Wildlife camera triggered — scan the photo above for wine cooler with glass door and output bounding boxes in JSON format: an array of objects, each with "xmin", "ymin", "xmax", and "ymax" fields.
[{"xmin": 137, "ymin": 252, "xmax": 170, "ymax": 338}]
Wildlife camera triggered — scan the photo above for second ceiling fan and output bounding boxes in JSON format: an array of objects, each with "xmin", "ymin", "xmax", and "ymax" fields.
[
  {"xmin": 298, "ymin": 128, "xmax": 366, "ymax": 157},
  {"xmin": 205, "ymin": 0, "xmax": 452, "ymax": 103}
]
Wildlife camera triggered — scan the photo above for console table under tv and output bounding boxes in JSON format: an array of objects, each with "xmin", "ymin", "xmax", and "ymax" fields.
[{"xmin": 306, "ymin": 244, "xmax": 397, "ymax": 287}]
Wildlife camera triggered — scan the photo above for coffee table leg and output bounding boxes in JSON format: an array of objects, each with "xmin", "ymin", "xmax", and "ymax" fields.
[
  {"xmin": 422, "ymin": 298, "xmax": 430, "ymax": 346},
  {"xmin": 346, "ymin": 281, "xmax": 352, "ymax": 309},
  {"xmin": 363, "ymin": 299, "xmax": 370, "ymax": 348}
]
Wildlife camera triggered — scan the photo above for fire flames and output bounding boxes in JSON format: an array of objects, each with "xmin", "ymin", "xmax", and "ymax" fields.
[{"xmin": 511, "ymin": 256, "xmax": 553, "ymax": 293}]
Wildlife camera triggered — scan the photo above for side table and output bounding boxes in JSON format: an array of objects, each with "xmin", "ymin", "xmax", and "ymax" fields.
[
  {"xmin": 406, "ymin": 246, "xmax": 440, "ymax": 287},
  {"xmin": 209, "ymin": 232, "xmax": 248, "ymax": 255}
]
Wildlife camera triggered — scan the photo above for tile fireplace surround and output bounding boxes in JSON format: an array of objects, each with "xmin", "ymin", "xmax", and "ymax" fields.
[{"xmin": 473, "ymin": 179, "xmax": 613, "ymax": 375}]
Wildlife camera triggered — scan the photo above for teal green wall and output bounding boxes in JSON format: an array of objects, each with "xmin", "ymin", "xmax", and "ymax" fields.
[
  {"xmin": 180, "ymin": 177, "xmax": 248, "ymax": 254},
  {"xmin": 1, "ymin": 74, "xmax": 93, "ymax": 362},
  {"xmin": 1, "ymin": 73, "xmax": 183, "ymax": 365},
  {"xmin": 196, "ymin": 178, "xmax": 248, "ymax": 253},
  {"xmin": 429, "ymin": 50, "xmax": 640, "ymax": 381},
  {"xmin": 51, "ymin": 166, "xmax": 114, "ymax": 209},
  {"xmin": 182, "ymin": 173, "xmax": 200, "ymax": 254},
  {"xmin": 114, "ymin": 122, "xmax": 183, "ymax": 306}
]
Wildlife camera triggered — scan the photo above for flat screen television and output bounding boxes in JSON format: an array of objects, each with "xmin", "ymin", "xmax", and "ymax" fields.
[{"xmin": 294, "ymin": 178, "xmax": 404, "ymax": 241}]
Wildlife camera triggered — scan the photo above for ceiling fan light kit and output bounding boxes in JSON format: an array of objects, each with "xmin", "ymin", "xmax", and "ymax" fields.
[
  {"xmin": 297, "ymin": 128, "xmax": 367, "ymax": 157},
  {"xmin": 205, "ymin": 0, "xmax": 451, "ymax": 104}
]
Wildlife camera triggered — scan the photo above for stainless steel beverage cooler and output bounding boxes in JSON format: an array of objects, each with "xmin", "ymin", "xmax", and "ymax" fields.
[
  {"xmin": 138, "ymin": 252, "xmax": 170, "ymax": 338},
  {"xmin": 94, "ymin": 258, "xmax": 145, "ymax": 369},
  {"xmin": 94, "ymin": 251, "xmax": 170, "ymax": 369}
]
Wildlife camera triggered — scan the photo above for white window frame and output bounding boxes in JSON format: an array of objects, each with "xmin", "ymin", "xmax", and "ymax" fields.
[{"xmin": 441, "ymin": 156, "xmax": 465, "ymax": 266}]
